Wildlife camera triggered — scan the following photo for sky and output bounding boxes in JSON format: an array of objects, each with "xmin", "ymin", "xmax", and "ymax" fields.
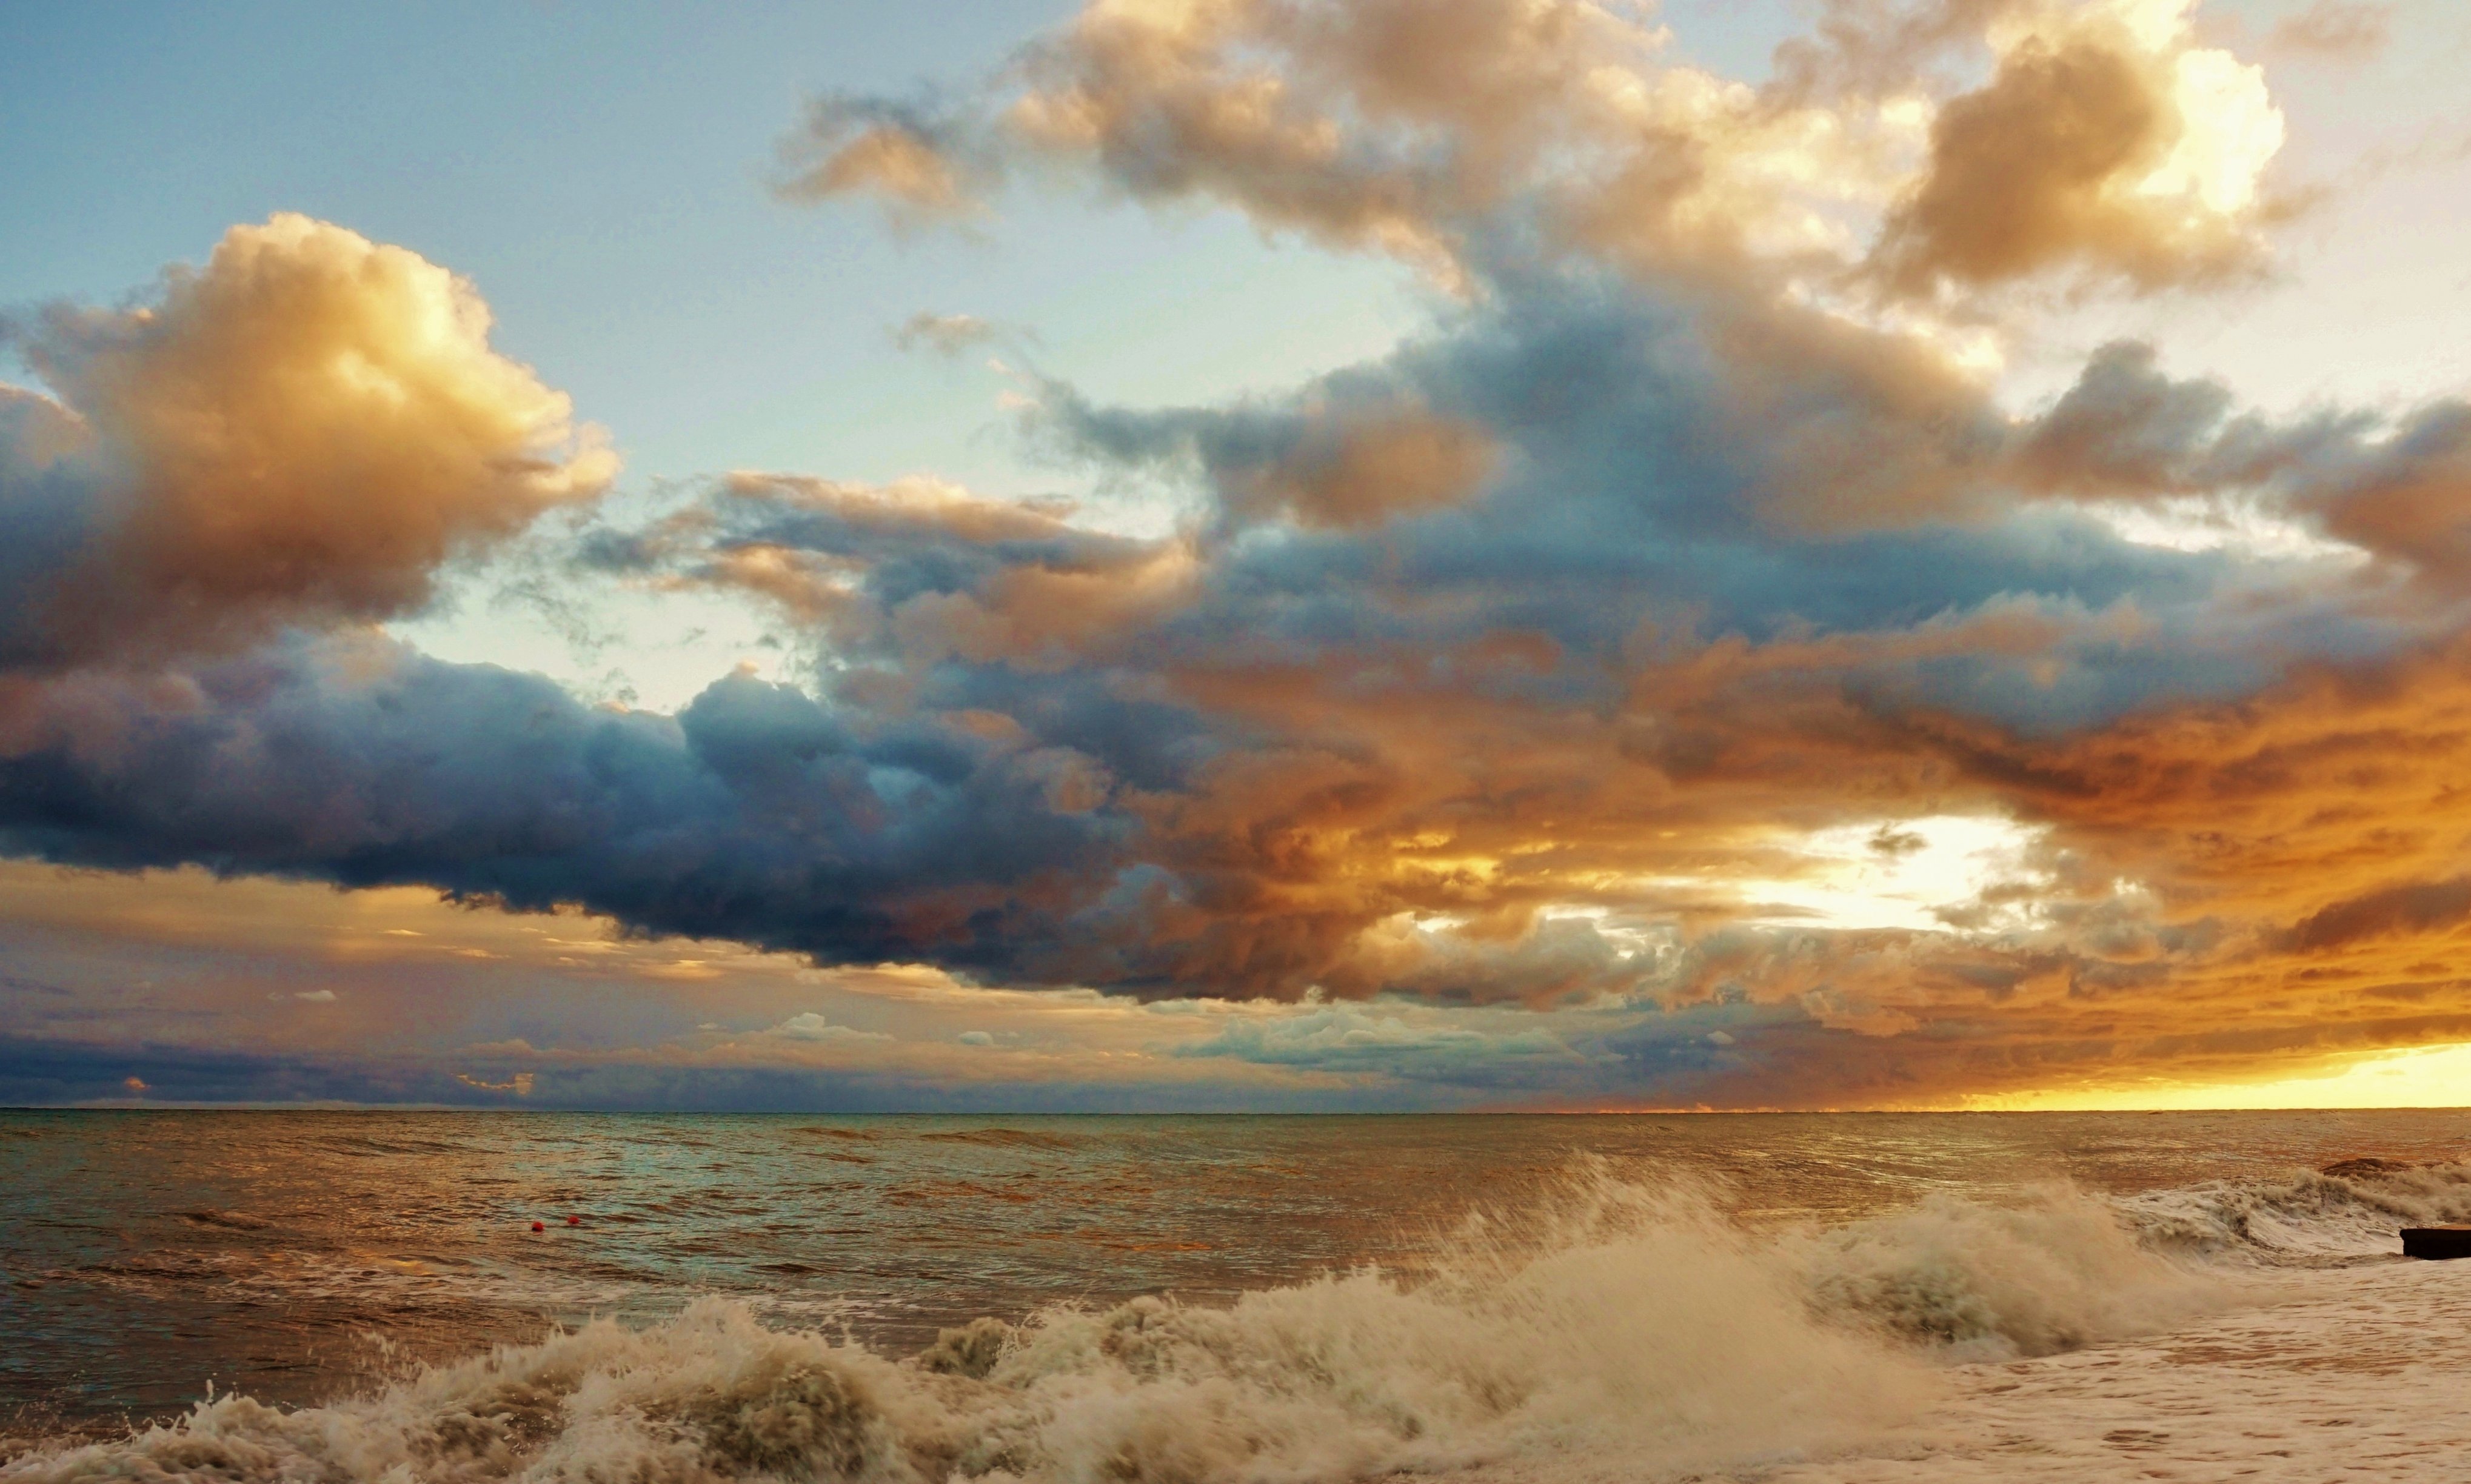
[{"xmin": 6, "ymin": 0, "xmax": 2471, "ymax": 1112}]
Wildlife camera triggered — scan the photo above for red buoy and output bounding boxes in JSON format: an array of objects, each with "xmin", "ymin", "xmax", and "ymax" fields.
[
  {"xmin": 530, "ymin": 1221, "xmax": 544, "ymax": 1232},
  {"xmin": 566, "ymin": 1214, "xmax": 581, "ymax": 1226}
]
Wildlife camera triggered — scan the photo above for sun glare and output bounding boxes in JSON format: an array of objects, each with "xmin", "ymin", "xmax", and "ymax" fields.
[
  {"xmin": 1975, "ymin": 1040, "xmax": 2471, "ymax": 1111},
  {"xmin": 1745, "ymin": 815, "xmax": 2045, "ymax": 933}
]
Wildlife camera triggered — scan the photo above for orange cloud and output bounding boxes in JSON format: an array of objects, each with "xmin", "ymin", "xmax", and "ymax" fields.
[
  {"xmin": 1873, "ymin": 4, "xmax": 2284, "ymax": 294},
  {"xmin": 11, "ymin": 213, "xmax": 614, "ymax": 661},
  {"xmin": 774, "ymin": 98, "xmax": 995, "ymax": 230},
  {"xmin": 1228, "ymin": 407, "xmax": 1498, "ymax": 531}
]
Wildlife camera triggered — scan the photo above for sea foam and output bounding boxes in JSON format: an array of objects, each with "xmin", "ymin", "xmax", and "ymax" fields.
[{"xmin": 4, "ymin": 1159, "xmax": 2458, "ymax": 1484}]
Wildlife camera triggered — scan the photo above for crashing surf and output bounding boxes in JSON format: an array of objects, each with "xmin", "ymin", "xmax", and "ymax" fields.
[{"xmin": 5, "ymin": 1158, "xmax": 2463, "ymax": 1484}]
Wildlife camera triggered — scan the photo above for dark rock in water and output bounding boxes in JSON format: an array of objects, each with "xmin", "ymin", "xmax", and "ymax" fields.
[
  {"xmin": 2401, "ymin": 1226, "xmax": 2471, "ymax": 1260},
  {"xmin": 2323, "ymin": 1158, "xmax": 2416, "ymax": 1180}
]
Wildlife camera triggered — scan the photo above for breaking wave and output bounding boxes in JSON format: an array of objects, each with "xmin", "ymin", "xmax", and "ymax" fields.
[
  {"xmin": 2119, "ymin": 1155, "xmax": 2471, "ymax": 1263},
  {"xmin": 5, "ymin": 1159, "xmax": 2459, "ymax": 1484},
  {"xmin": 1791, "ymin": 1183, "xmax": 2233, "ymax": 1359}
]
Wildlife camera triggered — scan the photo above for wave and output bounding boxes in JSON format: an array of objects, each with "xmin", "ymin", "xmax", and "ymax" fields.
[
  {"xmin": 2115, "ymin": 1157, "xmax": 2471, "ymax": 1263},
  {"xmin": 915, "ymin": 1129, "xmax": 1079, "ymax": 1151},
  {"xmin": 6, "ymin": 1158, "xmax": 2458, "ymax": 1484},
  {"xmin": 1781, "ymin": 1157, "xmax": 2471, "ymax": 1359},
  {"xmin": 1791, "ymin": 1183, "xmax": 2235, "ymax": 1359},
  {"xmin": 2, "ymin": 1177, "xmax": 1928, "ymax": 1484},
  {"xmin": 173, "ymin": 1209, "xmax": 275, "ymax": 1232}
]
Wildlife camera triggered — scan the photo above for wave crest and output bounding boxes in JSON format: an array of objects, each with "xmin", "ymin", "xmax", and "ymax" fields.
[
  {"xmin": 2118, "ymin": 1158, "xmax": 2471, "ymax": 1262},
  {"xmin": 1795, "ymin": 1185, "xmax": 2232, "ymax": 1359}
]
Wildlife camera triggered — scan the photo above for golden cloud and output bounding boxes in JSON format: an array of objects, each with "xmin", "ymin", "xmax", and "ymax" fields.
[{"xmin": 13, "ymin": 214, "xmax": 615, "ymax": 660}]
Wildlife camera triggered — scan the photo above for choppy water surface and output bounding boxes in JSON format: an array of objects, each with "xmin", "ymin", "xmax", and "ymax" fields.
[{"xmin": 5, "ymin": 1109, "xmax": 2470, "ymax": 1478}]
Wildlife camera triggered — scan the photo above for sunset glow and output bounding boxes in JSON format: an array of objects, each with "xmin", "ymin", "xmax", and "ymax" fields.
[
  {"xmin": 1977, "ymin": 1041, "xmax": 2471, "ymax": 1112},
  {"xmin": 8, "ymin": 0, "xmax": 2471, "ymax": 1110}
]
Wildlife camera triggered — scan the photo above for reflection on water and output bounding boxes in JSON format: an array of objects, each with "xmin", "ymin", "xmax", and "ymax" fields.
[{"xmin": 2, "ymin": 1108, "xmax": 2466, "ymax": 1432}]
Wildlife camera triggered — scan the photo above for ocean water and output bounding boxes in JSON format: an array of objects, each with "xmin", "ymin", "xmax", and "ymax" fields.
[{"xmin": 5, "ymin": 1109, "xmax": 2471, "ymax": 1482}]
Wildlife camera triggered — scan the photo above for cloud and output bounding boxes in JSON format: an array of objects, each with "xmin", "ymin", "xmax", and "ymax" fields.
[
  {"xmin": 774, "ymin": 96, "xmax": 997, "ymax": 228},
  {"xmin": 770, "ymin": 1012, "xmax": 895, "ymax": 1043},
  {"xmin": 2276, "ymin": 877, "xmax": 2471, "ymax": 954},
  {"xmin": 970, "ymin": 0, "xmax": 1938, "ymax": 289},
  {"xmin": 12, "ymin": 7, "xmax": 2471, "ymax": 1110},
  {"xmin": 784, "ymin": 0, "xmax": 2287, "ymax": 305},
  {"xmin": 893, "ymin": 312, "xmax": 1003, "ymax": 356},
  {"xmin": 651, "ymin": 472, "xmax": 1202, "ymax": 668},
  {"xmin": 0, "ymin": 215, "xmax": 614, "ymax": 665},
  {"xmin": 0, "ymin": 636, "xmax": 1136, "ymax": 984},
  {"xmin": 4, "ymin": 251, "xmax": 2456, "ymax": 1047},
  {"xmin": 1871, "ymin": 2, "xmax": 2284, "ymax": 293},
  {"xmin": 1173, "ymin": 1004, "xmax": 1590, "ymax": 1084},
  {"xmin": 2265, "ymin": 1, "xmax": 2392, "ymax": 61},
  {"xmin": 2009, "ymin": 339, "xmax": 2471, "ymax": 595},
  {"xmin": 1051, "ymin": 386, "xmax": 1498, "ymax": 532},
  {"xmin": 2009, "ymin": 341, "xmax": 2244, "ymax": 496},
  {"xmin": 0, "ymin": 1029, "xmax": 1409, "ymax": 1111}
]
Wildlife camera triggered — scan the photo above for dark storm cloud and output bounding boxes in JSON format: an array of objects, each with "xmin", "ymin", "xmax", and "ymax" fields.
[
  {"xmin": 2276, "ymin": 877, "xmax": 2471, "ymax": 953},
  {"xmin": 1026, "ymin": 281, "xmax": 2361, "ymax": 732},
  {"xmin": 0, "ymin": 388, "xmax": 103, "ymax": 667},
  {"xmin": 0, "ymin": 641, "xmax": 1142, "ymax": 984}
]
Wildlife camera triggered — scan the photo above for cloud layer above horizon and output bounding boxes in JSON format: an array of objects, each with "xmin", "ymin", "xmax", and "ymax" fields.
[{"xmin": 7, "ymin": 0, "xmax": 2471, "ymax": 1110}]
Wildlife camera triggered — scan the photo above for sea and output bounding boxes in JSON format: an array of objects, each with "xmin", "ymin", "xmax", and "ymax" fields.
[{"xmin": 5, "ymin": 1109, "xmax": 2471, "ymax": 1483}]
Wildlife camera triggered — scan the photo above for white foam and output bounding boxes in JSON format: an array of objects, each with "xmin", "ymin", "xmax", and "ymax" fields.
[
  {"xmin": 2118, "ymin": 1160, "xmax": 2471, "ymax": 1262},
  {"xmin": 1756, "ymin": 1261, "xmax": 2471, "ymax": 1483},
  {"xmin": 1792, "ymin": 1183, "xmax": 2236, "ymax": 1359}
]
